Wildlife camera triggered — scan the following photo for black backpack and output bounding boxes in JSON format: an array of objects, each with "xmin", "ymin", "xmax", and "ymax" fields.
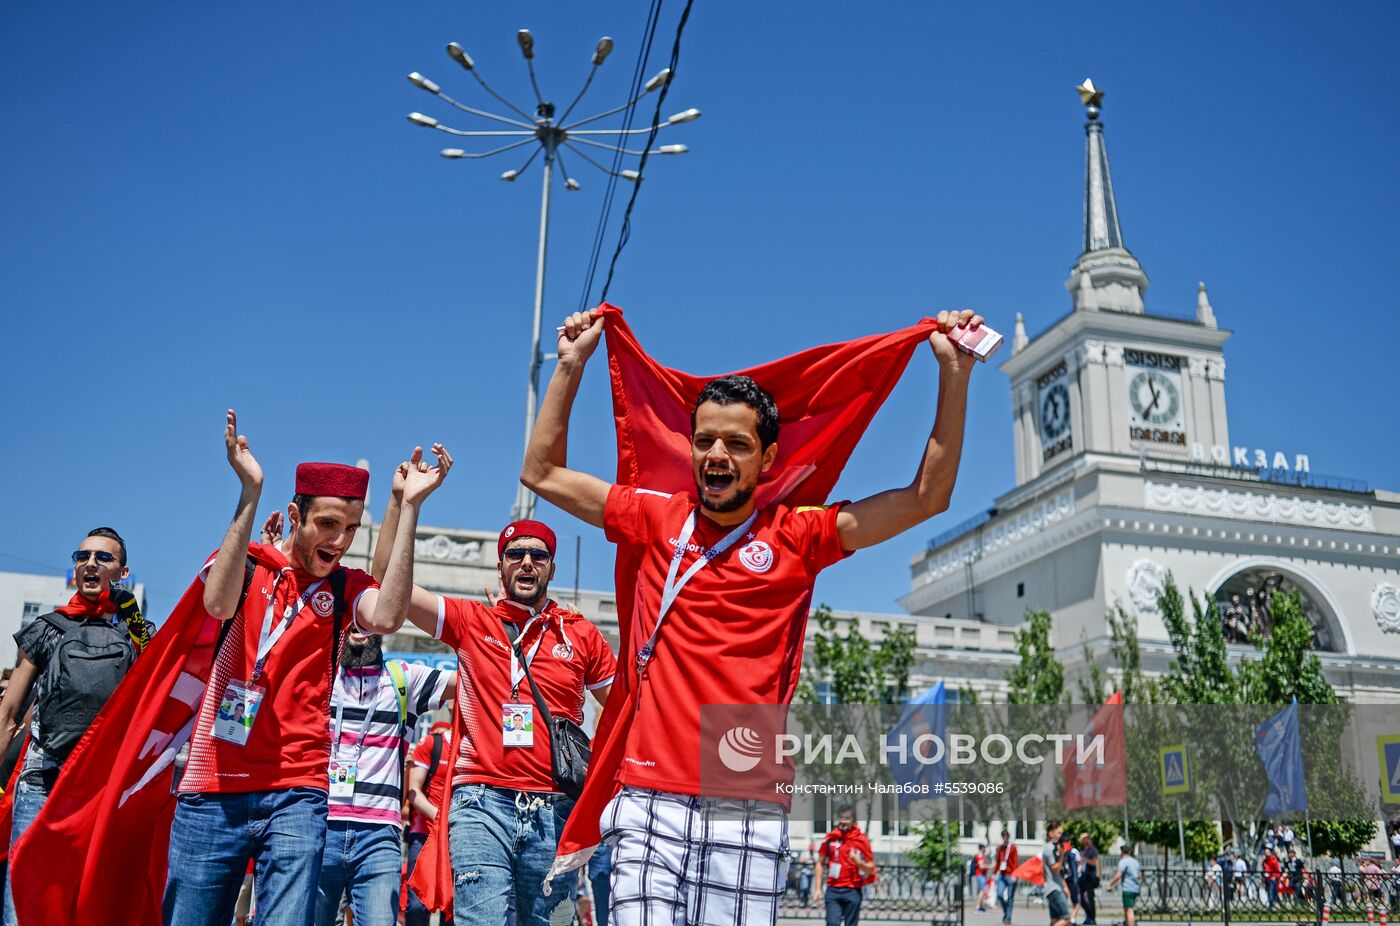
[{"xmin": 34, "ymin": 612, "xmax": 137, "ymax": 761}]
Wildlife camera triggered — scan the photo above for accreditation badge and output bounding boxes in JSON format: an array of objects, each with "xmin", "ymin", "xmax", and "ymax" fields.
[
  {"xmin": 502, "ymin": 703, "xmax": 534, "ymax": 747},
  {"xmin": 211, "ymin": 680, "xmax": 265, "ymax": 747},
  {"xmin": 328, "ymin": 758, "xmax": 358, "ymax": 798}
]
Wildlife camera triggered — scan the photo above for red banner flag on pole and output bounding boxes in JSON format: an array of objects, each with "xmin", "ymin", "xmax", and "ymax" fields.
[{"xmin": 1062, "ymin": 690, "xmax": 1127, "ymax": 811}]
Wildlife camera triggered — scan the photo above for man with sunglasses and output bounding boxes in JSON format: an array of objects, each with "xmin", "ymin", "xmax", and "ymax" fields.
[
  {"xmin": 0, "ymin": 527, "xmax": 151, "ymax": 926},
  {"xmin": 372, "ymin": 474, "xmax": 616, "ymax": 926}
]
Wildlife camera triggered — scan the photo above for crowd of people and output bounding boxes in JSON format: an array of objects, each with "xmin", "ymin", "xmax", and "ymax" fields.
[{"xmin": 0, "ymin": 306, "xmax": 983, "ymax": 926}]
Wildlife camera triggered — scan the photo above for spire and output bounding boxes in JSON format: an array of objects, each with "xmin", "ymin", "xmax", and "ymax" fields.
[
  {"xmin": 1196, "ymin": 281, "xmax": 1217, "ymax": 328},
  {"xmin": 1012, "ymin": 313, "xmax": 1029, "ymax": 354},
  {"xmin": 1065, "ymin": 79, "xmax": 1149, "ymax": 314},
  {"xmin": 1078, "ymin": 79, "xmax": 1125, "ymax": 252}
]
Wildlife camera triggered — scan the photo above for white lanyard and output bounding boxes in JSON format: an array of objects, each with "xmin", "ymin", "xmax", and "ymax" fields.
[
  {"xmin": 508, "ymin": 613, "xmax": 549, "ymax": 699},
  {"xmin": 251, "ymin": 576, "xmax": 326, "ymax": 681},
  {"xmin": 331, "ymin": 667, "xmax": 376, "ymax": 757},
  {"xmin": 636, "ymin": 508, "xmax": 759, "ymax": 676}
]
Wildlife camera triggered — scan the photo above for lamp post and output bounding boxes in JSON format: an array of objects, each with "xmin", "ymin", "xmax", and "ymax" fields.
[{"xmin": 406, "ymin": 30, "xmax": 700, "ymax": 521}]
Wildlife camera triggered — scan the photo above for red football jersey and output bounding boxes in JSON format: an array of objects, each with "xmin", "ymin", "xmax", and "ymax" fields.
[
  {"xmin": 434, "ymin": 597, "xmax": 616, "ymax": 792},
  {"xmin": 603, "ymin": 485, "xmax": 848, "ymax": 797},
  {"xmin": 408, "ymin": 727, "xmax": 453, "ymax": 836},
  {"xmin": 182, "ymin": 553, "xmax": 378, "ymax": 793}
]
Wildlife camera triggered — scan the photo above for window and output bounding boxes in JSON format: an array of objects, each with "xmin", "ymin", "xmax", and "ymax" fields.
[
  {"xmin": 815, "ymin": 681, "xmax": 838, "ymax": 705},
  {"xmin": 1017, "ymin": 582, "xmax": 1025, "ymax": 598},
  {"xmin": 813, "ymin": 794, "xmax": 831, "ymax": 836},
  {"xmin": 599, "ymin": 600, "xmax": 616, "ymax": 614},
  {"xmin": 21, "ymin": 602, "xmax": 43, "ymax": 628},
  {"xmin": 881, "ymin": 791, "xmax": 911, "ymax": 837}
]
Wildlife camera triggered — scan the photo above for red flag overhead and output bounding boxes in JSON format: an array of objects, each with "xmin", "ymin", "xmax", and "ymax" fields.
[
  {"xmin": 10, "ymin": 544, "xmax": 291, "ymax": 925},
  {"xmin": 1061, "ymin": 690, "xmax": 1127, "ymax": 811},
  {"xmin": 1011, "ymin": 852, "xmax": 1046, "ymax": 885},
  {"xmin": 552, "ymin": 304, "xmax": 945, "ymax": 871}
]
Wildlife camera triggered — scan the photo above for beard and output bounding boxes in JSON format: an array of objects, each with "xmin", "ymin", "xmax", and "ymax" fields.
[
  {"xmin": 508, "ymin": 575, "xmax": 548, "ymax": 608},
  {"xmin": 340, "ymin": 634, "xmax": 383, "ymax": 668},
  {"xmin": 697, "ymin": 479, "xmax": 755, "ymax": 514}
]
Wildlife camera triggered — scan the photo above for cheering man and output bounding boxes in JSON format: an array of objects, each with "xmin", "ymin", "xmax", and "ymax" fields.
[
  {"xmin": 521, "ymin": 306, "xmax": 981, "ymax": 926},
  {"xmin": 373, "ymin": 466, "xmax": 617, "ymax": 926},
  {"xmin": 161, "ymin": 412, "xmax": 449, "ymax": 926}
]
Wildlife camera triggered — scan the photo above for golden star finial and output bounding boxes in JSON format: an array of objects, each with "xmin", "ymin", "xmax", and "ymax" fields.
[{"xmin": 1076, "ymin": 78, "xmax": 1104, "ymax": 107}]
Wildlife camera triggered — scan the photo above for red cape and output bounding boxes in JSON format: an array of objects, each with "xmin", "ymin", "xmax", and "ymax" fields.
[
  {"xmin": 9, "ymin": 544, "xmax": 292, "ymax": 924},
  {"xmin": 410, "ymin": 304, "xmax": 944, "ymax": 904}
]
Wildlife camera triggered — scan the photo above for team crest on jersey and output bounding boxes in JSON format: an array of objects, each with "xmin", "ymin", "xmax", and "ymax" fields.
[
  {"xmin": 311, "ymin": 589, "xmax": 335, "ymax": 616},
  {"xmin": 738, "ymin": 540, "xmax": 774, "ymax": 574},
  {"xmin": 552, "ymin": 642, "xmax": 574, "ymax": 660}
]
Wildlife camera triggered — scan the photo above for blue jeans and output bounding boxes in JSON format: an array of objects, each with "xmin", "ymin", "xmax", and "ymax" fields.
[
  {"xmin": 825, "ymin": 885, "xmax": 863, "ymax": 926},
  {"xmin": 998, "ymin": 874, "xmax": 1018, "ymax": 921},
  {"xmin": 588, "ymin": 840, "xmax": 613, "ymax": 926},
  {"xmin": 315, "ymin": 820, "xmax": 402, "ymax": 926},
  {"xmin": 405, "ymin": 831, "xmax": 431, "ymax": 926},
  {"xmin": 2, "ymin": 778, "xmax": 48, "ymax": 926},
  {"xmin": 162, "ymin": 787, "xmax": 328, "ymax": 926},
  {"xmin": 448, "ymin": 783, "xmax": 577, "ymax": 926}
]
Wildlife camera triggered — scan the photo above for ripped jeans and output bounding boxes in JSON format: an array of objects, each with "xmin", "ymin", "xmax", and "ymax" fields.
[{"xmin": 448, "ymin": 783, "xmax": 577, "ymax": 925}]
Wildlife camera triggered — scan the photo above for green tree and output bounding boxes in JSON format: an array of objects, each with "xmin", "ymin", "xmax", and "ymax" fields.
[
  {"xmin": 1238, "ymin": 591, "xmax": 1375, "ymax": 856},
  {"xmin": 796, "ymin": 604, "xmax": 919, "ymax": 828},
  {"xmin": 908, "ymin": 818, "xmax": 960, "ymax": 879}
]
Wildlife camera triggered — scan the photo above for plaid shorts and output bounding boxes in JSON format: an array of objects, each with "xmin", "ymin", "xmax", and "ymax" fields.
[{"xmin": 603, "ymin": 786, "xmax": 791, "ymax": 926}]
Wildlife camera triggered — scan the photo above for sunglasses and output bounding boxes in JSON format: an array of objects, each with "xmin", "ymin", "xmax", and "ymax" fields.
[
  {"xmin": 502, "ymin": 547, "xmax": 552, "ymax": 565},
  {"xmin": 72, "ymin": 550, "xmax": 119, "ymax": 565}
]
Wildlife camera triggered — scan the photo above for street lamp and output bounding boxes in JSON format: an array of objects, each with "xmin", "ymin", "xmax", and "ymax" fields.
[{"xmin": 405, "ymin": 31, "xmax": 700, "ymax": 521}]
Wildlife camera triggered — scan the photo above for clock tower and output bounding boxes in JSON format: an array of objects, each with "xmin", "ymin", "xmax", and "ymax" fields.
[{"xmin": 1001, "ymin": 79, "xmax": 1231, "ymax": 486}]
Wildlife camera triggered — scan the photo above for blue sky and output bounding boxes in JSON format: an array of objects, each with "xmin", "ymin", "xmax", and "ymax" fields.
[{"xmin": 2, "ymin": 2, "xmax": 1397, "ymax": 621}]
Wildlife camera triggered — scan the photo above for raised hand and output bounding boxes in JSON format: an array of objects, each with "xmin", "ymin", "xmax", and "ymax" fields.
[
  {"xmin": 402, "ymin": 443, "xmax": 454, "ymax": 506},
  {"xmin": 928, "ymin": 308, "xmax": 984, "ymax": 376},
  {"xmin": 259, "ymin": 509, "xmax": 284, "ymax": 546},
  {"xmin": 390, "ymin": 459, "xmax": 411, "ymax": 502},
  {"xmin": 223, "ymin": 409, "xmax": 263, "ymax": 489},
  {"xmin": 556, "ymin": 309, "xmax": 604, "ymax": 367}
]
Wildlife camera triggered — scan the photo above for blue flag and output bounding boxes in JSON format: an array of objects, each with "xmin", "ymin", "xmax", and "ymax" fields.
[
  {"xmin": 1256, "ymin": 700, "xmax": 1308, "ymax": 817},
  {"xmin": 887, "ymin": 681, "xmax": 949, "ymax": 807}
]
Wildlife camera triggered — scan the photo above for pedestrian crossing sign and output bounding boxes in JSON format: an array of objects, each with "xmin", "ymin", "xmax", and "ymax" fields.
[
  {"xmin": 1160, "ymin": 745, "xmax": 1190, "ymax": 795},
  {"xmin": 1379, "ymin": 735, "xmax": 1400, "ymax": 803}
]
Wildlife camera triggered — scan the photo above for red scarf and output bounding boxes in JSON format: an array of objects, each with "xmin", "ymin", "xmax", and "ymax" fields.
[{"xmin": 55, "ymin": 590, "xmax": 115, "ymax": 618}]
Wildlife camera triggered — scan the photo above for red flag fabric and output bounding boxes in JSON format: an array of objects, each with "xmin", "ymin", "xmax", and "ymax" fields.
[
  {"xmin": 9, "ymin": 543, "xmax": 291, "ymax": 925},
  {"xmin": 407, "ymin": 685, "xmax": 463, "ymax": 912},
  {"xmin": 549, "ymin": 303, "xmax": 944, "ymax": 873},
  {"xmin": 0, "ymin": 737, "xmax": 29, "ymax": 865},
  {"xmin": 1061, "ymin": 690, "xmax": 1127, "ymax": 811},
  {"xmin": 1011, "ymin": 853, "xmax": 1045, "ymax": 885}
]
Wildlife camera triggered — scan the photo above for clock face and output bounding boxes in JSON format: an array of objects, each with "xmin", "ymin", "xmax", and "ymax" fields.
[
  {"xmin": 1123, "ymin": 349, "xmax": 1186, "ymax": 445},
  {"xmin": 1036, "ymin": 362, "xmax": 1073, "ymax": 462},
  {"xmin": 1041, "ymin": 383, "xmax": 1071, "ymax": 440},
  {"xmin": 1128, "ymin": 370, "xmax": 1180, "ymax": 425}
]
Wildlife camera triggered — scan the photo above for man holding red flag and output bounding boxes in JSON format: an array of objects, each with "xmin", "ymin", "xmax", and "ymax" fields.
[
  {"xmin": 10, "ymin": 411, "xmax": 449, "ymax": 926},
  {"xmin": 157, "ymin": 416, "xmax": 449, "ymax": 926},
  {"xmin": 520, "ymin": 305, "xmax": 982, "ymax": 926},
  {"xmin": 0, "ymin": 527, "xmax": 151, "ymax": 926}
]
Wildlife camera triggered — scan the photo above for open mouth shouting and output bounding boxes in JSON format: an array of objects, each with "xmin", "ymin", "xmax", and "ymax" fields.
[
  {"xmin": 314, "ymin": 547, "xmax": 341, "ymax": 569},
  {"xmin": 701, "ymin": 466, "xmax": 737, "ymax": 496},
  {"xmin": 78, "ymin": 570, "xmax": 104, "ymax": 593}
]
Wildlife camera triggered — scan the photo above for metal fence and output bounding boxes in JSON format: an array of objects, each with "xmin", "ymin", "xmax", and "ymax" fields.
[
  {"xmin": 778, "ymin": 866, "xmax": 964, "ymax": 923},
  {"xmin": 1132, "ymin": 867, "xmax": 1400, "ymax": 925}
]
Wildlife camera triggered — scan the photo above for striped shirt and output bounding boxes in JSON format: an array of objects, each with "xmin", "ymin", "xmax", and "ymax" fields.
[{"xmin": 328, "ymin": 661, "xmax": 452, "ymax": 827}]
